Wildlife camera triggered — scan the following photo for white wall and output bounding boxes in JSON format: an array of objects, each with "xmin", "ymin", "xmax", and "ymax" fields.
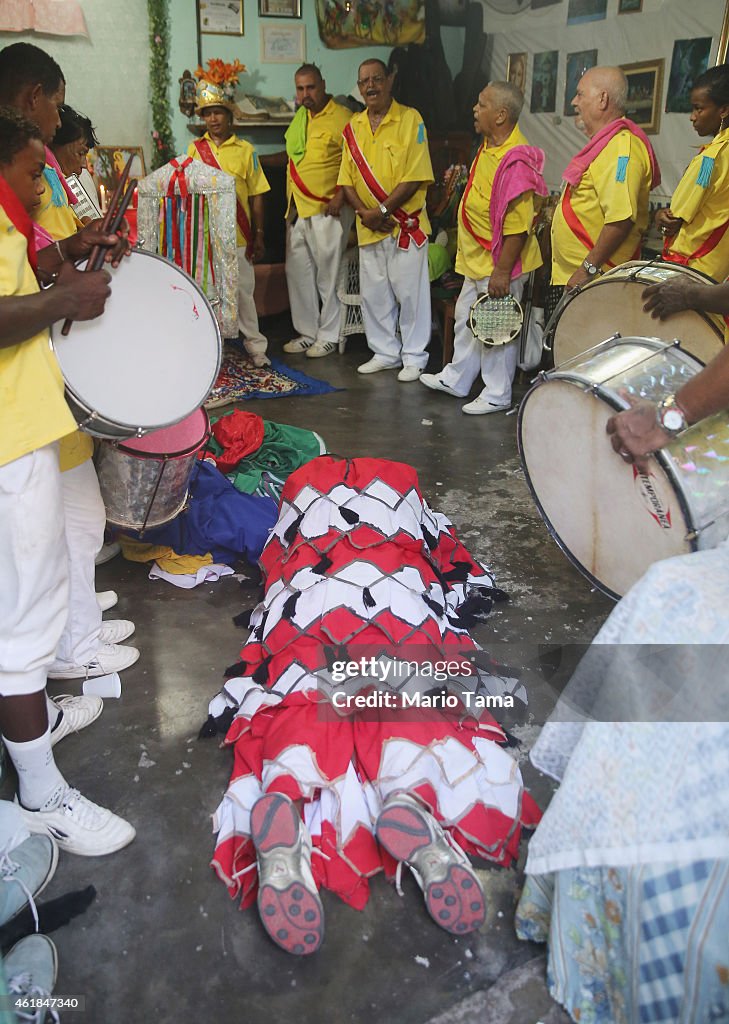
[
  {"xmin": 0, "ymin": 0, "xmax": 151, "ymax": 165},
  {"xmin": 478, "ymin": 0, "xmax": 725, "ymax": 198}
]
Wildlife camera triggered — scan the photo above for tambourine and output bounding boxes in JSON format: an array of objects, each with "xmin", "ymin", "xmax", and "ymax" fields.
[{"xmin": 467, "ymin": 293, "xmax": 524, "ymax": 347}]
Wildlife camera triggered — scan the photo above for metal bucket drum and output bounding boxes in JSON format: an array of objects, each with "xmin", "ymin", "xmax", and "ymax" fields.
[
  {"xmin": 95, "ymin": 407, "xmax": 209, "ymax": 531},
  {"xmin": 551, "ymin": 261, "xmax": 724, "ymax": 366},
  {"xmin": 52, "ymin": 250, "xmax": 221, "ymax": 440},
  {"xmin": 518, "ymin": 336, "xmax": 729, "ymax": 599}
]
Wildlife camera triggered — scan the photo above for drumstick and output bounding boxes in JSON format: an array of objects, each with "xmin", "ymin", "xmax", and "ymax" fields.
[{"xmin": 60, "ymin": 155, "xmax": 135, "ymax": 336}]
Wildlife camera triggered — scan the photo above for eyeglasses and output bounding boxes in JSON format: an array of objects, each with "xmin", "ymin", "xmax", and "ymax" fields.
[{"xmin": 357, "ymin": 74, "xmax": 386, "ymax": 87}]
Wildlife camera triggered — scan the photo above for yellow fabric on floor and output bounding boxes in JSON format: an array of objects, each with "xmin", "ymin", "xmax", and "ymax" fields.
[{"xmin": 120, "ymin": 538, "xmax": 214, "ymax": 574}]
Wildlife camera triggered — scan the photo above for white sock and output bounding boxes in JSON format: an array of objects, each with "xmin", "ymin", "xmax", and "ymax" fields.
[{"xmin": 4, "ymin": 728, "xmax": 66, "ymax": 811}]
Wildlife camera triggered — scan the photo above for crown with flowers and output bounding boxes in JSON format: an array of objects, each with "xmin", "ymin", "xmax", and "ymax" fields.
[{"xmin": 194, "ymin": 59, "xmax": 247, "ymax": 115}]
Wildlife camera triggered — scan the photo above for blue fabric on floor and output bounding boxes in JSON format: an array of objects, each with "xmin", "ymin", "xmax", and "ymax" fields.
[
  {"xmin": 262, "ymin": 357, "xmax": 340, "ymax": 399},
  {"xmin": 130, "ymin": 461, "xmax": 278, "ymax": 564}
]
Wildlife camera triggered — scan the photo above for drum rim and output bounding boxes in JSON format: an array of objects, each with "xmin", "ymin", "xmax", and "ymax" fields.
[
  {"xmin": 52, "ymin": 248, "xmax": 222, "ymax": 437},
  {"xmin": 516, "ymin": 380, "xmax": 699, "ymax": 600},
  {"xmin": 115, "ymin": 409, "xmax": 211, "ymax": 460}
]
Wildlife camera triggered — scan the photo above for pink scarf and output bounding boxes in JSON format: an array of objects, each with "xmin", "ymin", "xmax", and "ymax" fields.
[
  {"xmin": 563, "ymin": 118, "xmax": 661, "ymax": 189},
  {"xmin": 490, "ymin": 145, "xmax": 547, "ymax": 276}
]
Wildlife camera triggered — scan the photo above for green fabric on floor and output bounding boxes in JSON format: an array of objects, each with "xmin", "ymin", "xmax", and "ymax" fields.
[{"xmin": 208, "ymin": 417, "xmax": 324, "ymax": 495}]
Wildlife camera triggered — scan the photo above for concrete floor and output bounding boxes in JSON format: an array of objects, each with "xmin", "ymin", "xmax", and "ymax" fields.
[{"xmin": 13, "ymin": 318, "xmax": 614, "ymax": 1023}]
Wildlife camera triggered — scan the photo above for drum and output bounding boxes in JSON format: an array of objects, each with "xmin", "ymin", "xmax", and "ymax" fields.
[
  {"xmin": 551, "ymin": 261, "xmax": 724, "ymax": 366},
  {"xmin": 95, "ymin": 407, "xmax": 209, "ymax": 532},
  {"xmin": 518, "ymin": 336, "xmax": 729, "ymax": 599},
  {"xmin": 52, "ymin": 249, "xmax": 221, "ymax": 440}
]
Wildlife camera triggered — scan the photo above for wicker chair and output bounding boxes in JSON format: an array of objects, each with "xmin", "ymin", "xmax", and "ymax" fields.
[{"xmin": 336, "ymin": 247, "xmax": 365, "ymax": 353}]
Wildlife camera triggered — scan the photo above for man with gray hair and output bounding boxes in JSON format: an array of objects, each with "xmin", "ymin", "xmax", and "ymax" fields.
[
  {"xmin": 421, "ymin": 82, "xmax": 546, "ymax": 413},
  {"xmin": 552, "ymin": 65, "xmax": 660, "ymax": 290}
]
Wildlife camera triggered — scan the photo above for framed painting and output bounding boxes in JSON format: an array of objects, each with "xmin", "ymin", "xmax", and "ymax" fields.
[
  {"xmin": 666, "ymin": 38, "xmax": 712, "ymax": 113},
  {"xmin": 531, "ymin": 50, "xmax": 558, "ymax": 113},
  {"xmin": 197, "ymin": 0, "xmax": 243, "ymax": 35},
  {"xmin": 260, "ymin": 22, "xmax": 306, "ymax": 63},
  {"xmin": 564, "ymin": 49, "xmax": 597, "ymax": 116},
  {"xmin": 259, "ymin": 0, "xmax": 301, "ymax": 16},
  {"xmin": 506, "ymin": 52, "xmax": 527, "ymax": 94},
  {"xmin": 618, "ymin": 0, "xmax": 642, "ymax": 11},
  {"xmin": 92, "ymin": 146, "xmax": 146, "ymax": 201},
  {"xmin": 567, "ymin": 0, "xmax": 606, "ymax": 25},
  {"xmin": 621, "ymin": 59, "xmax": 665, "ymax": 134}
]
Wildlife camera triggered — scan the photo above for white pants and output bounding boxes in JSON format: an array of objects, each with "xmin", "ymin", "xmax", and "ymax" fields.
[
  {"xmin": 286, "ymin": 210, "xmax": 353, "ymax": 345},
  {"xmin": 0, "ymin": 446, "xmax": 68, "ymax": 696},
  {"xmin": 441, "ymin": 274, "xmax": 532, "ymax": 406},
  {"xmin": 237, "ymin": 249, "xmax": 268, "ymax": 356},
  {"xmin": 52, "ymin": 458, "xmax": 105, "ymax": 669},
  {"xmin": 359, "ymin": 236, "xmax": 431, "ymax": 367}
]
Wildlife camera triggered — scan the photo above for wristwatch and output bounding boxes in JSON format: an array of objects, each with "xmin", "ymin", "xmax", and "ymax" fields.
[
  {"xmin": 656, "ymin": 394, "xmax": 688, "ymax": 437},
  {"xmin": 379, "ymin": 202, "xmax": 389, "ymax": 217},
  {"xmin": 582, "ymin": 258, "xmax": 601, "ymax": 277}
]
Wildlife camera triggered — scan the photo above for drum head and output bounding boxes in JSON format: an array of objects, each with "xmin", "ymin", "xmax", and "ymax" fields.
[
  {"xmin": 120, "ymin": 407, "xmax": 209, "ymax": 457},
  {"xmin": 52, "ymin": 251, "xmax": 221, "ymax": 434},
  {"xmin": 552, "ymin": 262, "xmax": 723, "ymax": 367},
  {"xmin": 519, "ymin": 378, "xmax": 693, "ymax": 598}
]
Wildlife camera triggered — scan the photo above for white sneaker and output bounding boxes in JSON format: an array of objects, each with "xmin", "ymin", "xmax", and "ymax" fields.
[
  {"xmin": 358, "ymin": 356, "xmax": 402, "ymax": 375},
  {"xmin": 397, "ymin": 365, "xmax": 423, "ymax": 382},
  {"xmin": 305, "ymin": 340, "xmax": 338, "ymax": 359},
  {"xmin": 99, "ymin": 619, "xmax": 135, "ymax": 644},
  {"xmin": 283, "ymin": 336, "xmax": 315, "ymax": 353},
  {"xmin": 97, "ymin": 590, "xmax": 118, "ymax": 613},
  {"xmin": 420, "ymin": 373, "xmax": 465, "ymax": 398},
  {"xmin": 462, "ymin": 396, "xmax": 510, "ymax": 415},
  {"xmin": 49, "ymin": 695, "xmax": 103, "ymax": 747},
  {"xmin": 19, "ymin": 787, "xmax": 135, "ymax": 857},
  {"xmin": 47, "ymin": 643, "xmax": 139, "ymax": 680},
  {"xmin": 95, "ymin": 541, "xmax": 120, "ymax": 566}
]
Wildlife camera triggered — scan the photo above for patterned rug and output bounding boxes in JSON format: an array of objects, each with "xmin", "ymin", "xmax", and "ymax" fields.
[{"xmin": 205, "ymin": 349, "xmax": 339, "ymax": 409}]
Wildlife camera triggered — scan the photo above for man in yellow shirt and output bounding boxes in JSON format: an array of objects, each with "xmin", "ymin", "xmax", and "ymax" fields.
[
  {"xmin": 421, "ymin": 82, "xmax": 544, "ymax": 413},
  {"xmin": 338, "ymin": 58, "xmax": 434, "ymax": 380},
  {"xmin": 551, "ymin": 66, "xmax": 658, "ymax": 289},
  {"xmin": 188, "ymin": 81, "xmax": 271, "ymax": 366},
  {"xmin": 283, "ymin": 64, "xmax": 352, "ymax": 360},
  {"xmin": 0, "ymin": 106, "xmax": 135, "ymax": 856},
  {"xmin": 658, "ymin": 65, "xmax": 729, "ymax": 283}
]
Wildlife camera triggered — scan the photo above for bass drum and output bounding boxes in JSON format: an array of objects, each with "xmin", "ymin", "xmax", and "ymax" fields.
[
  {"xmin": 518, "ymin": 336, "xmax": 729, "ymax": 599},
  {"xmin": 52, "ymin": 249, "xmax": 221, "ymax": 440},
  {"xmin": 551, "ymin": 261, "xmax": 724, "ymax": 366}
]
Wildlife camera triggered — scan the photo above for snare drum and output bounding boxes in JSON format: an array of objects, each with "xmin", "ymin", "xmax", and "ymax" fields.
[
  {"xmin": 52, "ymin": 249, "xmax": 221, "ymax": 440},
  {"xmin": 551, "ymin": 261, "xmax": 724, "ymax": 366},
  {"xmin": 518, "ymin": 336, "xmax": 729, "ymax": 598},
  {"xmin": 95, "ymin": 407, "xmax": 209, "ymax": 531}
]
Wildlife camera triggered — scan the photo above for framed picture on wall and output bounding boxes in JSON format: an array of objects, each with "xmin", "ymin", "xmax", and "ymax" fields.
[
  {"xmin": 666, "ymin": 38, "xmax": 712, "ymax": 113},
  {"xmin": 197, "ymin": 0, "xmax": 243, "ymax": 35},
  {"xmin": 92, "ymin": 146, "xmax": 146, "ymax": 205},
  {"xmin": 564, "ymin": 49, "xmax": 597, "ymax": 115},
  {"xmin": 260, "ymin": 22, "xmax": 306, "ymax": 63},
  {"xmin": 506, "ymin": 53, "xmax": 527, "ymax": 95},
  {"xmin": 618, "ymin": 0, "xmax": 642, "ymax": 12},
  {"xmin": 566, "ymin": 0, "xmax": 606, "ymax": 25},
  {"xmin": 259, "ymin": 0, "xmax": 301, "ymax": 16},
  {"xmin": 531, "ymin": 50, "xmax": 558, "ymax": 113},
  {"xmin": 621, "ymin": 59, "xmax": 664, "ymax": 134}
]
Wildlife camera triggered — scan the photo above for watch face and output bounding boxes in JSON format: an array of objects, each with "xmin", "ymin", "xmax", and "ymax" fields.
[{"xmin": 663, "ymin": 408, "xmax": 684, "ymax": 431}]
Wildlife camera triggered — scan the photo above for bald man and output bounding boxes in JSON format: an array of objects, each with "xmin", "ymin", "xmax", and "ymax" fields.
[{"xmin": 552, "ymin": 65, "xmax": 660, "ymax": 290}]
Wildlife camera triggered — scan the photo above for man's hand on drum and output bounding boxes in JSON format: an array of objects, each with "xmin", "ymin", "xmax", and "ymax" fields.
[
  {"xmin": 55, "ymin": 261, "xmax": 112, "ymax": 321},
  {"xmin": 642, "ymin": 279, "xmax": 696, "ymax": 320},
  {"xmin": 487, "ymin": 267, "xmax": 511, "ymax": 299},
  {"xmin": 606, "ymin": 401, "xmax": 671, "ymax": 472},
  {"xmin": 65, "ymin": 220, "xmax": 131, "ymax": 267},
  {"xmin": 654, "ymin": 207, "xmax": 682, "ymax": 238}
]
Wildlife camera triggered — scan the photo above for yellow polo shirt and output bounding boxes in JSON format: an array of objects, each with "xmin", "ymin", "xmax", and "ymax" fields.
[
  {"xmin": 337, "ymin": 99, "xmax": 434, "ymax": 247},
  {"xmin": 0, "ymin": 207, "xmax": 76, "ymax": 467},
  {"xmin": 287, "ymin": 99, "xmax": 352, "ymax": 219},
  {"xmin": 35, "ymin": 170, "xmax": 83, "ymax": 241},
  {"xmin": 551, "ymin": 124, "xmax": 652, "ymax": 285},
  {"xmin": 455, "ymin": 125, "xmax": 542, "ymax": 281},
  {"xmin": 666, "ymin": 128, "xmax": 729, "ymax": 283},
  {"xmin": 188, "ymin": 133, "xmax": 270, "ymax": 248}
]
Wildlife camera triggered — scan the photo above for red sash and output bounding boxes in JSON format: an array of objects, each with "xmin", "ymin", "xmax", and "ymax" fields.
[
  {"xmin": 0, "ymin": 175, "xmax": 37, "ymax": 273},
  {"xmin": 560, "ymin": 186, "xmax": 640, "ymax": 269},
  {"xmin": 459, "ymin": 145, "xmax": 492, "ymax": 252},
  {"xmin": 288, "ymin": 158, "xmax": 333, "ymax": 206},
  {"xmin": 663, "ymin": 218, "xmax": 729, "ymax": 266},
  {"xmin": 194, "ymin": 138, "xmax": 253, "ymax": 250},
  {"xmin": 342, "ymin": 123, "xmax": 427, "ymax": 250}
]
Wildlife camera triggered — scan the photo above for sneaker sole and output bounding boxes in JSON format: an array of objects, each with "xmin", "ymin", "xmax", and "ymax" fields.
[
  {"xmin": 251, "ymin": 794, "xmax": 324, "ymax": 956},
  {"xmin": 376, "ymin": 804, "xmax": 486, "ymax": 935}
]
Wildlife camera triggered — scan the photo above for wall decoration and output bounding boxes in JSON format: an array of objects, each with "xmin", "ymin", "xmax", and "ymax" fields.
[
  {"xmin": 564, "ymin": 50, "xmax": 597, "ymax": 116},
  {"xmin": 618, "ymin": 0, "xmax": 642, "ymax": 11},
  {"xmin": 666, "ymin": 38, "xmax": 713, "ymax": 113},
  {"xmin": 93, "ymin": 147, "xmax": 146, "ymax": 207},
  {"xmin": 621, "ymin": 59, "xmax": 664, "ymax": 135},
  {"xmin": 315, "ymin": 0, "xmax": 425, "ymax": 49},
  {"xmin": 506, "ymin": 53, "xmax": 528, "ymax": 94},
  {"xmin": 197, "ymin": 0, "xmax": 243, "ymax": 35},
  {"xmin": 259, "ymin": 0, "xmax": 301, "ymax": 16},
  {"xmin": 149, "ymin": 0, "xmax": 175, "ymax": 169},
  {"xmin": 260, "ymin": 23, "xmax": 306, "ymax": 63},
  {"xmin": 531, "ymin": 51, "xmax": 558, "ymax": 114},
  {"xmin": 0, "ymin": 0, "xmax": 88, "ymax": 36},
  {"xmin": 567, "ymin": 0, "xmax": 606, "ymax": 25}
]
